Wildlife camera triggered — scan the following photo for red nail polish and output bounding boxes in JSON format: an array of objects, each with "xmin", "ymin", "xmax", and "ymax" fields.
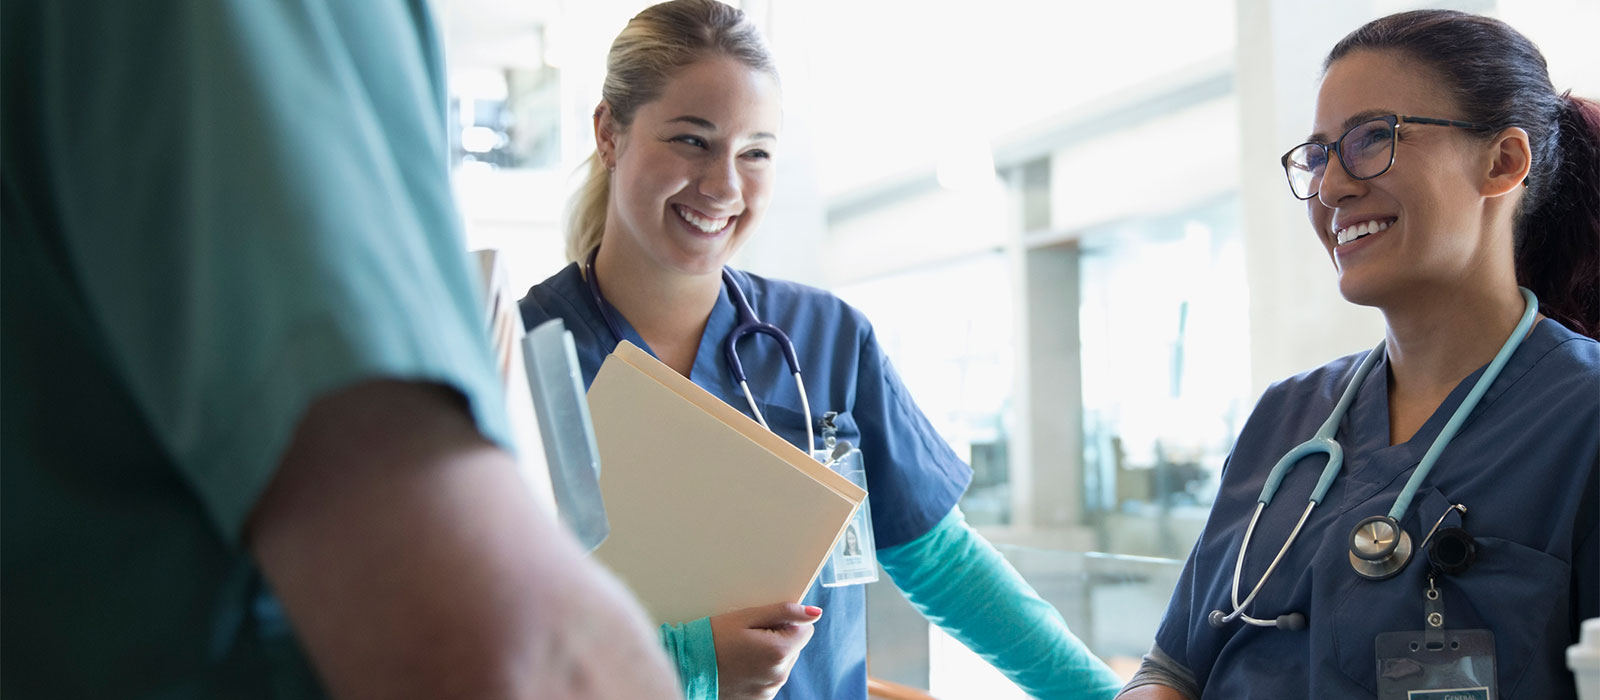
[{"xmin": 804, "ymin": 605, "xmax": 822, "ymax": 616}]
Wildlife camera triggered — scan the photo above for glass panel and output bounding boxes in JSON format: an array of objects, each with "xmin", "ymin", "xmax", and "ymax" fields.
[
  {"xmin": 833, "ymin": 253, "xmax": 1016, "ymax": 526},
  {"xmin": 1079, "ymin": 195, "xmax": 1250, "ymax": 558},
  {"xmin": 449, "ymin": 62, "xmax": 561, "ymax": 171}
]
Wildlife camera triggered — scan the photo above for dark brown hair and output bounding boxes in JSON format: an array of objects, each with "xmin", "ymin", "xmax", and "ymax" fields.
[{"xmin": 1329, "ymin": 10, "xmax": 1600, "ymax": 339}]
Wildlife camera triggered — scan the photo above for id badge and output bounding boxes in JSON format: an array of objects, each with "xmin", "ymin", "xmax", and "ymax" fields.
[
  {"xmin": 1375, "ymin": 629, "xmax": 1497, "ymax": 699},
  {"xmin": 814, "ymin": 442, "xmax": 878, "ymax": 587}
]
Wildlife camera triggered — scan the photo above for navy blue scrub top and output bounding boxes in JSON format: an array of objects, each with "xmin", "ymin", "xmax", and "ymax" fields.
[
  {"xmin": 520, "ymin": 263, "xmax": 972, "ymax": 700},
  {"xmin": 1153, "ymin": 319, "xmax": 1599, "ymax": 699}
]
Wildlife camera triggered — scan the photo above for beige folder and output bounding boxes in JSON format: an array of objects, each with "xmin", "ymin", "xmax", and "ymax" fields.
[{"xmin": 588, "ymin": 340, "xmax": 867, "ymax": 625}]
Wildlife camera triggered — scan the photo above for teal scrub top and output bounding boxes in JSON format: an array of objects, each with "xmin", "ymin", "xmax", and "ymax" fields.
[{"xmin": 2, "ymin": 1, "xmax": 512, "ymax": 697}]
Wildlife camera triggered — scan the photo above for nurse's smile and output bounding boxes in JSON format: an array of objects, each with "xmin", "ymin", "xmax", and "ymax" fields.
[
  {"xmin": 1332, "ymin": 216, "xmax": 1394, "ymax": 246},
  {"xmin": 1330, "ymin": 215, "xmax": 1398, "ymax": 266},
  {"xmin": 672, "ymin": 203, "xmax": 736, "ymax": 236}
]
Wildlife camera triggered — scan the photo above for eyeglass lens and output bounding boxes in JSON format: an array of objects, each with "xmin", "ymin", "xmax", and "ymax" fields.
[{"xmin": 1285, "ymin": 118, "xmax": 1396, "ymax": 199}]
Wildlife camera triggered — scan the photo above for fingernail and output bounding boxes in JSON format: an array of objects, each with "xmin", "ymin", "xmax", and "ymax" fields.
[{"xmin": 804, "ymin": 605, "xmax": 823, "ymax": 616}]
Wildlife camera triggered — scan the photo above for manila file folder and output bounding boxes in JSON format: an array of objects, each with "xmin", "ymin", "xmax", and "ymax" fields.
[{"xmin": 588, "ymin": 340, "xmax": 867, "ymax": 625}]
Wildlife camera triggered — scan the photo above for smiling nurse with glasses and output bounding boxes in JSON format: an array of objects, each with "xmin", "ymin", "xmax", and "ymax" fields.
[{"xmin": 1120, "ymin": 10, "xmax": 1600, "ymax": 700}]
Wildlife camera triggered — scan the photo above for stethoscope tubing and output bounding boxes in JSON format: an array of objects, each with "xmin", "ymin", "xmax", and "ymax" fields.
[
  {"xmin": 584, "ymin": 249, "xmax": 815, "ymax": 454},
  {"xmin": 1256, "ymin": 346, "xmax": 1381, "ymax": 507},
  {"xmin": 1219, "ymin": 501, "xmax": 1316, "ymax": 627},
  {"xmin": 1387, "ymin": 289, "xmax": 1538, "ymax": 521}
]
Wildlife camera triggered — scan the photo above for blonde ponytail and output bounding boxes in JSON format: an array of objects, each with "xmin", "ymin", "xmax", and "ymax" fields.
[{"xmin": 566, "ymin": 152, "xmax": 611, "ymax": 263}]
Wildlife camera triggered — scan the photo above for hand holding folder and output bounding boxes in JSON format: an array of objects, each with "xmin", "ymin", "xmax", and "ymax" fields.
[{"xmin": 588, "ymin": 341, "xmax": 867, "ymax": 625}]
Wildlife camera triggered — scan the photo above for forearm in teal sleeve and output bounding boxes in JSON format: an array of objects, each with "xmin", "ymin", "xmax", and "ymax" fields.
[
  {"xmin": 658, "ymin": 617, "xmax": 718, "ymax": 700},
  {"xmin": 879, "ymin": 507, "xmax": 1124, "ymax": 700}
]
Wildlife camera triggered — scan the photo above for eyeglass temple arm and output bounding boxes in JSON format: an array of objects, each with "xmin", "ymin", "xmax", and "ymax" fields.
[{"xmin": 1398, "ymin": 115, "xmax": 1495, "ymax": 130}]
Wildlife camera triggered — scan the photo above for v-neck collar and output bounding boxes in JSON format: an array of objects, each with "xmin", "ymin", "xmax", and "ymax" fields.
[
  {"xmin": 582, "ymin": 267, "xmax": 739, "ymax": 391},
  {"xmin": 1336, "ymin": 319, "xmax": 1556, "ymax": 511},
  {"xmin": 688, "ymin": 273, "xmax": 740, "ymax": 388}
]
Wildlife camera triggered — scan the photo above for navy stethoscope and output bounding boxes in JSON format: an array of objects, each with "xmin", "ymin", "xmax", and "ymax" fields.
[
  {"xmin": 585, "ymin": 249, "xmax": 816, "ymax": 453},
  {"xmin": 1209, "ymin": 287, "xmax": 1538, "ymax": 631}
]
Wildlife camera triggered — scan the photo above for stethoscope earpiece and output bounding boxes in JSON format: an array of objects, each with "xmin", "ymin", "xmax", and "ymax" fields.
[
  {"xmin": 1275, "ymin": 612, "xmax": 1307, "ymax": 631},
  {"xmin": 1348, "ymin": 514, "xmax": 1414, "ymax": 580},
  {"xmin": 1208, "ymin": 607, "xmax": 1308, "ymax": 631},
  {"xmin": 1207, "ymin": 609, "xmax": 1229, "ymax": 629}
]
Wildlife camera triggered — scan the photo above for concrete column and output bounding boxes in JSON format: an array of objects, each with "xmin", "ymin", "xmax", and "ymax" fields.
[{"xmin": 1022, "ymin": 244, "xmax": 1086, "ymax": 529}]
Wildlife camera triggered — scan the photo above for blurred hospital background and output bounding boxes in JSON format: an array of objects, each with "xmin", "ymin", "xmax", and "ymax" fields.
[{"xmin": 434, "ymin": 0, "xmax": 1598, "ymax": 695}]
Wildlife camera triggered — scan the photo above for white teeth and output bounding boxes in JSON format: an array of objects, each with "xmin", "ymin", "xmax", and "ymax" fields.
[
  {"xmin": 675, "ymin": 205, "xmax": 730, "ymax": 234},
  {"xmin": 1334, "ymin": 219, "xmax": 1392, "ymax": 246}
]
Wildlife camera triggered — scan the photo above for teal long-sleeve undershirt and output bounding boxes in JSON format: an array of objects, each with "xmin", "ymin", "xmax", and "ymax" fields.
[
  {"xmin": 878, "ymin": 507, "xmax": 1124, "ymax": 699},
  {"xmin": 659, "ymin": 617, "xmax": 717, "ymax": 700},
  {"xmin": 654, "ymin": 506, "xmax": 1121, "ymax": 700}
]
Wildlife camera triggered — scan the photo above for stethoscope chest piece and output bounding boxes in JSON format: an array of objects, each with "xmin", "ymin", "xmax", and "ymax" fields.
[{"xmin": 1349, "ymin": 514, "xmax": 1414, "ymax": 581}]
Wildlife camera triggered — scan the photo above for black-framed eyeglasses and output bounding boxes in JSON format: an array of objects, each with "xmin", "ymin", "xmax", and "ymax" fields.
[{"xmin": 1280, "ymin": 114, "xmax": 1496, "ymax": 200}]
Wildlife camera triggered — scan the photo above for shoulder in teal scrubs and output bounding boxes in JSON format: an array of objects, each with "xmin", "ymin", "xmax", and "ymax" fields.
[{"xmin": 2, "ymin": 1, "xmax": 509, "ymax": 696}]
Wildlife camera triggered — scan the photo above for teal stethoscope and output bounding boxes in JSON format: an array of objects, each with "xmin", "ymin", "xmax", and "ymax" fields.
[
  {"xmin": 1209, "ymin": 287, "xmax": 1538, "ymax": 631},
  {"xmin": 584, "ymin": 249, "xmax": 816, "ymax": 453}
]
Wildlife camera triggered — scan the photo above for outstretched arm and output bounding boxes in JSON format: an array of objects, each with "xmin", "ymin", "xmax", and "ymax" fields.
[{"xmin": 879, "ymin": 507, "xmax": 1124, "ymax": 699}]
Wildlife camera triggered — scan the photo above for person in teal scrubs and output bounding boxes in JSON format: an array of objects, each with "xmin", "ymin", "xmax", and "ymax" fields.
[
  {"xmin": 1120, "ymin": 10, "xmax": 1600, "ymax": 699},
  {"xmin": 2, "ymin": 2, "xmax": 677, "ymax": 698},
  {"xmin": 518, "ymin": 2, "xmax": 1126, "ymax": 699}
]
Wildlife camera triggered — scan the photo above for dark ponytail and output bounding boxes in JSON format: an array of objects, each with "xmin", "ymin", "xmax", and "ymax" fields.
[
  {"xmin": 1328, "ymin": 11, "xmax": 1600, "ymax": 339},
  {"xmin": 1519, "ymin": 95, "xmax": 1600, "ymax": 339}
]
